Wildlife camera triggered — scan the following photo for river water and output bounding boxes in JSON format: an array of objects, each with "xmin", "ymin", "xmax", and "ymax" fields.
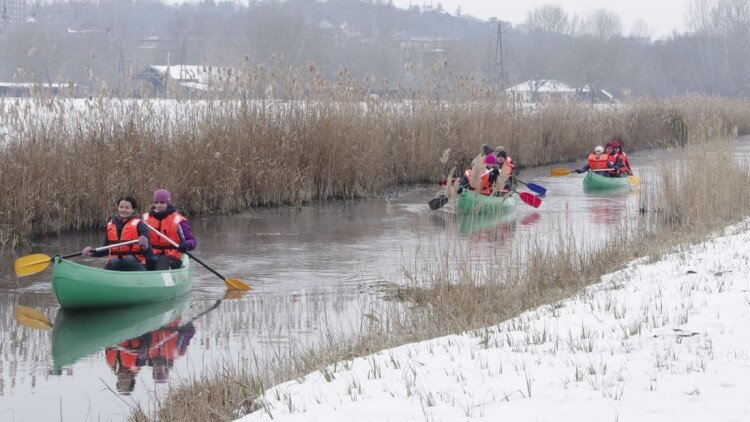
[{"xmin": 1, "ymin": 141, "xmax": 747, "ymax": 421}]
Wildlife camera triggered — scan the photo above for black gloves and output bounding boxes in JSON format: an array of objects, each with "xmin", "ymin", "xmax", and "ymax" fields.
[{"xmin": 178, "ymin": 243, "xmax": 189, "ymax": 253}]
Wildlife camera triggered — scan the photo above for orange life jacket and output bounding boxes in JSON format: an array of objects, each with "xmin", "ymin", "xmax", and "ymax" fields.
[
  {"xmin": 106, "ymin": 338, "xmax": 143, "ymax": 371},
  {"xmin": 500, "ymin": 157, "xmax": 515, "ymax": 178},
  {"xmin": 107, "ymin": 219, "xmax": 146, "ymax": 264},
  {"xmin": 613, "ymin": 151, "xmax": 630, "ymax": 172},
  {"xmin": 587, "ymin": 153, "xmax": 611, "ymax": 171},
  {"xmin": 465, "ymin": 168, "xmax": 493, "ymax": 195},
  {"xmin": 148, "ymin": 321, "xmax": 180, "ymax": 362},
  {"xmin": 143, "ymin": 212, "xmax": 186, "ymax": 260}
]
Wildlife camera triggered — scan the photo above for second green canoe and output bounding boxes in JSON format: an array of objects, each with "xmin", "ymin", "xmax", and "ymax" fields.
[
  {"xmin": 457, "ymin": 190, "xmax": 517, "ymax": 214},
  {"xmin": 51, "ymin": 255, "xmax": 192, "ymax": 309},
  {"xmin": 583, "ymin": 170, "xmax": 631, "ymax": 191}
]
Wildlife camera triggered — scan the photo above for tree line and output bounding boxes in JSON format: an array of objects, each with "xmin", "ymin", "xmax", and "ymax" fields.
[{"xmin": 0, "ymin": 0, "xmax": 747, "ymax": 98}]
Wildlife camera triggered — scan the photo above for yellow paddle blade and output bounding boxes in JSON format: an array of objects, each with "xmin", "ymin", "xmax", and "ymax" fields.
[
  {"xmin": 225, "ymin": 277, "xmax": 252, "ymax": 291},
  {"xmin": 550, "ymin": 168, "xmax": 572, "ymax": 176},
  {"xmin": 14, "ymin": 306, "xmax": 53, "ymax": 330},
  {"xmin": 223, "ymin": 290, "xmax": 247, "ymax": 300},
  {"xmin": 628, "ymin": 175, "xmax": 641, "ymax": 186},
  {"xmin": 14, "ymin": 254, "xmax": 53, "ymax": 277}
]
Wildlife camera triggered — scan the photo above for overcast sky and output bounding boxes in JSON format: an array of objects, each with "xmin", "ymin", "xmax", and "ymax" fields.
[
  {"xmin": 392, "ymin": 0, "xmax": 689, "ymax": 39},
  {"xmin": 162, "ymin": 0, "xmax": 689, "ymax": 39}
]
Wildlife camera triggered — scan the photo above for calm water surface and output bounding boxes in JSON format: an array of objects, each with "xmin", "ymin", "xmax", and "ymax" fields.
[{"xmin": 1, "ymin": 141, "xmax": 748, "ymax": 421}]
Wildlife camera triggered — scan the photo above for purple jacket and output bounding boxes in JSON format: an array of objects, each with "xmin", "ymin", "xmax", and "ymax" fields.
[{"xmin": 147, "ymin": 204, "xmax": 197, "ymax": 251}]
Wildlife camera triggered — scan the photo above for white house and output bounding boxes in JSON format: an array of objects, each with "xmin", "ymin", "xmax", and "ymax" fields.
[
  {"xmin": 506, "ymin": 79, "xmax": 618, "ymax": 104},
  {"xmin": 132, "ymin": 65, "xmax": 234, "ymax": 97}
]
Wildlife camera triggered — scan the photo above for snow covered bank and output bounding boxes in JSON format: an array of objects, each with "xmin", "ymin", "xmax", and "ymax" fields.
[{"xmin": 238, "ymin": 223, "xmax": 750, "ymax": 422}]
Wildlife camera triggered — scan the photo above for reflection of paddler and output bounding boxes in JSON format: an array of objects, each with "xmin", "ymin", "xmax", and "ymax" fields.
[
  {"xmin": 105, "ymin": 336, "xmax": 150, "ymax": 394},
  {"xmin": 146, "ymin": 319, "xmax": 195, "ymax": 384},
  {"xmin": 103, "ymin": 317, "xmax": 196, "ymax": 389}
]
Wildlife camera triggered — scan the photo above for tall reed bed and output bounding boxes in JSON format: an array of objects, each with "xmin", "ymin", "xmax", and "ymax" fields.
[
  {"xmin": 2, "ymin": 65, "xmax": 750, "ymax": 246},
  {"xmin": 144, "ymin": 141, "xmax": 750, "ymax": 421}
]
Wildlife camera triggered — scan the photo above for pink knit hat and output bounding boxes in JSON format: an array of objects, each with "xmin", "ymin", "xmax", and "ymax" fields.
[
  {"xmin": 483, "ymin": 154, "xmax": 498, "ymax": 165},
  {"xmin": 153, "ymin": 189, "xmax": 171, "ymax": 204}
]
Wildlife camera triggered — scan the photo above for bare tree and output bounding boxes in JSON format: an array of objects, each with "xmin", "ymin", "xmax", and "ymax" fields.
[
  {"xmin": 565, "ymin": 9, "xmax": 624, "ymax": 100},
  {"xmin": 524, "ymin": 4, "xmax": 570, "ymax": 34},
  {"xmin": 686, "ymin": 0, "xmax": 716, "ymax": 35},
  {"xmin": 628, "ymin": 19, "xmax": 652, "ymax": 40},
  {"xmin": 578, "ymin": 9, "xmax": 622, "ymax": 40}
]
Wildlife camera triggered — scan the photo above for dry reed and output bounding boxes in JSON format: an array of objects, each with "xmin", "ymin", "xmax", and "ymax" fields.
[{"xmin": 2, "ymin": 65, "xmax": 750, "ymax": 247}]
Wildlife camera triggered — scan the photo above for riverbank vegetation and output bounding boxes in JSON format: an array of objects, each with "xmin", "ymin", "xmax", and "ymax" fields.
[
  {"xmin": 3, "ymin": 67, "xmax": 750, "ymax": 247},
  {"xmin": 137, "ymin": 141, "xmax": 750, "ymax": 421}
]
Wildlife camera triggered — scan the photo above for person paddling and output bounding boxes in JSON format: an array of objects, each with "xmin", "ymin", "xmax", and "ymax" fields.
[
  {"xmin": 143, "ymin": 189, "xmax": 196, "ymax": 271},
  {"xmin": 610, "ymin": 139, "xmax": 632, "ymax": 175},
  {"xmin": 82, "ymin": 196, "xmax": 151, "ymax": 271},
  {"xmin": 575, "ymin": 146, "xmax": 616, "ymax": 175},
  {"xmin": 493, "ymin": 146, "xmax": 517, "ymax": 193}
]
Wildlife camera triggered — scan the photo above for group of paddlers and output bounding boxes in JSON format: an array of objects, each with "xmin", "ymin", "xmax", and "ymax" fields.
[
  {"xmin": 458, "ymin": 144, "xmax": 518, "ymax": 196},
  {"xmin": 575, "ymin": 139, "xmax": 632, "ymax": 177},
  {"xmin": 81, "ymin": 189, "xmax": 197, "ymax": 272}
]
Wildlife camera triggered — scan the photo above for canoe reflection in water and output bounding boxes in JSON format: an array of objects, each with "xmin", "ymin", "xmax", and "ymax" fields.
[
  {"xmin": 51, "ymin": 295, "xmax": 202, "ymax": 394},
  {"xmin": 106, "ymin": 318, "xmax": 195, "ymax": 393}
]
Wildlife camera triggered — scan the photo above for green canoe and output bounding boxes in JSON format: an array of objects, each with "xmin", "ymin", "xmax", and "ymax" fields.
[
  {"xmin": 51, "ymin": 255, "xmax": 192, "ymax": 309},
  {"xmin": 51, "ymin": 295, "xmax": 190, "ymax": 375},
  {"xmin": 457, "ymin": 190, "xmax": 517, "ymax": 214},
  {"xmin": 583, "ymin": 170, "xmax": 631, "ymax": 191}
]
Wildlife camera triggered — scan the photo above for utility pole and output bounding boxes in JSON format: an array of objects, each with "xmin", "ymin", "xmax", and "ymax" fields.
[
  {"xmin": 493, "ymin": 22, "xmax": 505, "ymax": 86},
  {"xmin": 180, "ymin": 39, "xmax": 186, "ymax": 81},
  {"xmin": 116, "ymin": 45, "xmax": 125, "ymax": 97}
]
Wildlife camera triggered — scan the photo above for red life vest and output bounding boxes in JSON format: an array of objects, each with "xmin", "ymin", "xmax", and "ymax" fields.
[
  {"xmin": 500, "ymin": 156, "xmax": 515, "ymax": 178},
  {"xmin": 587, "ymin": 153, "xmax": 610, "ymax": 171},
  {"xmin": 613, "ymin": 151, "xmax": 631, "ymax": 172},
  {"xmin": 143, "ymin": 212, "xmax": 186, "ymax": 260},
  {"xmin": 106, "ymin": 338, "xmax": 143, "ymax": 371},
  {"xmin": 465, "ymin": 168, "xmax": 493, "ymax": 195},
  {"xmin": 106, "ymin": 218, "xmax": 146, "ymax": 264},
  {"xmin": 148, "ymin": 320, "xmax": 181, "ymax": 362}
]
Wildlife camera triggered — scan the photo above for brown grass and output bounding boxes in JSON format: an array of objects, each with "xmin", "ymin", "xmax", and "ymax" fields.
[
  {"xmin": 2, "ymin": 65, "xmax": 750, "ymax": 247},
  {"xmin": 141, "ymin": 140, "xmax": 750, "ymax": 421}
]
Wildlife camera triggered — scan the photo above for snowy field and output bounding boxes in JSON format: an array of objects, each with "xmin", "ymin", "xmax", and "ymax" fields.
[{"xmin": 238, "ymin": 221, "xmax": 750, "ymax": 422}]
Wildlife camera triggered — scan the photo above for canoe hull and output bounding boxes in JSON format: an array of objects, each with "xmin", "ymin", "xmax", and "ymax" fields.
[
  {"xmin": 457, "ymin": 190, "xmax": 517, "ymax": 214},
  {"xmin": 583, "ymin": 171, "xmax": 630, "ymax": 191},
  {"xmin": 51, "ymin": 256, "xmax": 192, "ymax": 309}
]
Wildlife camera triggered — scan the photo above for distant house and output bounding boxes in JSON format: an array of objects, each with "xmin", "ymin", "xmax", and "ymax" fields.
[
  {"xmin": 506, "ymin": 79, "xmax": 618, "ymax": 104},
  {"xmin": 131, "ymin": 65, "xmax": 233, "ymax": 97},
  {"xmin": 0, "ymin": 82, "xmax": 88, "ymax": 98},
  {"xmin": 400, "ymin": 37, "xmax": 453, "ymax": 71}
]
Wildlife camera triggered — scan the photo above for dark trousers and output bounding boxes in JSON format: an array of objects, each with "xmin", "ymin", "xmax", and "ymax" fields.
[
  {"xmin": 147, "ymin": 254, "xmax": 183, "ymax": 271},
  {"xmin": 105, "ymin": 255, "xmax": 146, "ymax": 271}
]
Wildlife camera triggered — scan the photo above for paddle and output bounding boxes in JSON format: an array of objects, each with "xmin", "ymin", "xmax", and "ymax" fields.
[
  {"xmin": 628, "ymin": 175, "xmax": 641, "ymax": 186},
  {"xmin": 428, "ymin": 194, "xmax": 449, "ymax": 210},
  {"xmin": 14, "ymin": 240, "xmax": 140, "ymax": 277},
  {"xmin": 142, "ymin": 222, "xmax": 251, "ymax": 291},
  {"xmin": 517, "ymin": 191, "xmax": 542, "ymax": 208},
  {"xmin": 551, "ymin": 168, "xmax": 576, "ymax": 176},
  {"xmin": 14, "ymin": 306, "xmax": 53, "ymax": 330},
  {"xmin": 516, "ymin": 180, "xmax": 547, "ymax": 196}
]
